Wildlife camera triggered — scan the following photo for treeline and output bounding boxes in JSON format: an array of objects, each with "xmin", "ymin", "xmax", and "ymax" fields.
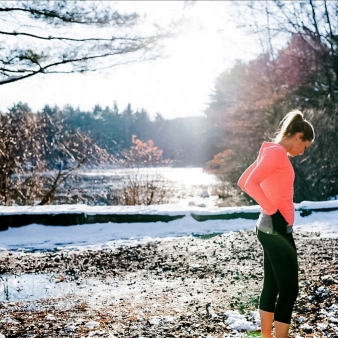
[
  {"xmin": 0, "ymin": 102, "xmax": 216, "ymax": 205},
  {"xmin": 1, "ymin": 103, "xmax": 212, "ymax": 166},
  {"xmin": 205, "ymin": 1, "xmax": 338, "ymax": 203},
  {"xmin": 62, "ymin": 103, "xmax": 211, "ymax": 166}
]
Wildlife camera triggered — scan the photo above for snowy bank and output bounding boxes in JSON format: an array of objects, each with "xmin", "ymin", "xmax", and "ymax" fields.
[
  {"xmin": 1, "ymin": 200, "xmax": 338, "ymax": 231},
  {"xmin": 0, "ymin": 201, "xmax": 338, "ymax": 252}
]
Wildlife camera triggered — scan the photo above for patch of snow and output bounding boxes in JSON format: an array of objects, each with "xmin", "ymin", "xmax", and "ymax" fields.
[
  {"xmin": 328, "ymin": 304, "xmax": 338, "ymax": 311},
  {"xmin": 66, "ymin": 325, "xmax": 77, "ymax": 332},
  {"xmin": 1, "ymin": 318, "xmax": 20, "ymax": 325},
  {"xmin": 85, "ymin": 321, "xmax": 100, "ymax": 328},
  {"xmin": 300, "ymin": 323, "xmax": 313, "ymax": 330},
  {"xmin": 225, "ymin": 310, "xmax": 259, "ymax": 331},
  {"xmin": 295, "ymin": 316, "xmax": 306, "ymax": 323}
]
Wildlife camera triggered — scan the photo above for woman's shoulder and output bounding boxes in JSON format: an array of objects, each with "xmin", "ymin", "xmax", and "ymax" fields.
[
  {"xmin": 260, "ymin": 141, "xmax": 286, "ymax": 155},
  {"xmin": 258, "ymin": 142, "xmax": 288, "ymax": 162}
]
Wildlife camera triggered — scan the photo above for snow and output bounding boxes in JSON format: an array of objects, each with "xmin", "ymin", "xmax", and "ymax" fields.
[
  {"xmin": 0, "ymin": 198, "xmax": 337, "ymax": 215},
  {"xmin": 225, "ymin": 310, "xmax": 260, "ymax": 331},
  {"xmin": 85, "ymin": 321, "xmax": 100, "ymax": 328},
  {"xmin": 0, "ymin": 200, "xmax": 338, "ymax": 252},
  {"xmin": 300, "ymin": 323, "xmax": 313, "ymax": 330}
]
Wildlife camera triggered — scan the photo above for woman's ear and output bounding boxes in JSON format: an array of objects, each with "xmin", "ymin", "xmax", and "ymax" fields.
[{"xmin": 295, "ymin": 132, "xmax": 304, "ymax": 141}]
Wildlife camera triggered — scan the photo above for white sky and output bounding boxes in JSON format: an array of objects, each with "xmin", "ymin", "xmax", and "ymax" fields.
[{"xmin": 0, "ymin": 1, "xmax": 261, "ymax": 119}]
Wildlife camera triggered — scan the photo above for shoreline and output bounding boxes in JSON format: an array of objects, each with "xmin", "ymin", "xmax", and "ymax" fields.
[{"xmin": 1, "ymin": 230, "xmax": 338, "ymax": 337}]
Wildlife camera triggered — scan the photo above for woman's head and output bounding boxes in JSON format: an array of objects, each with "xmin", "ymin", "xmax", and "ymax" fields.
[
  {"xmin": 275, "ymin": 110, "xmax": 315, "ymax": 142},
  {"xmin": 275, "ymin": 110, "xmax": 315, "ymax": 157}
]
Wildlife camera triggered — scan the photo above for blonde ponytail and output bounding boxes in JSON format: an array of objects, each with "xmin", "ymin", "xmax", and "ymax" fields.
[{"xmin": 274, "ymin": 110, "xmax": 315, "ymax": 142}]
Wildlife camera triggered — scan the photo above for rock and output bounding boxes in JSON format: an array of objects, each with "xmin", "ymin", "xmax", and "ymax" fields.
[
  {"xmin": 206, "ymin": 303, "xmax": 217, "ymax": 318},
  {"xmin": 66, "ymin": 325, "xmax": 77, "ymax": 332},
  {"xmin": 148, "ymin": 317, "xmax": 161, "ymax": 325},
  {"xmin": 87, "ymin": 330, "xmax": 105, "ymax": 336},
  {"xmin": 300, "ymin": 323, "xmax": 313, "ymax": 332},
  {"xmin": 200, "ymin": 191, "xmax": 209, "ymax": 198},
  {"xmin": 85, "ymin": 321, "xmax": 100, "ymax": 328}
]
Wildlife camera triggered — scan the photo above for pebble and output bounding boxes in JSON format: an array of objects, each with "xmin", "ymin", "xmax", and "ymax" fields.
[
  {"xmin": 85, "ymin": 321, "xmax": 100, "ymax": 328},
  {"xmin": 0, "ymin": 231, "xmax": 337, "ymax": 337},
  {"xmin": 66, "ymin": 325, "xmax": 77, "ymax": 332}
]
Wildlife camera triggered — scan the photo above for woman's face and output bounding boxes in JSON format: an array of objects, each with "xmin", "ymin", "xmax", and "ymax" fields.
[{"xmin": 289, "ymin": 132, "xmax": 312, "ymax": 157}]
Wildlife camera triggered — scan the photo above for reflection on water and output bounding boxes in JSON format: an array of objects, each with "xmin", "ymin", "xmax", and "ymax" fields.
[
  {"xmin": 65, "ymin": 167, "xmax": 219, "ymax": 204},
  {"xmin": 77, "ymin": 167, "xmax": 218, "ymax": 189},
  {"xmin": 11, "ymin": 168, "xmax": 219, "ymax": 205},
  {"xmin": 0, "ymin": 273, "xmax": 145, "ymax": 304},
  {"xmin": 0, "ymin": 274, "xmax": 79, "ymax": 302}
]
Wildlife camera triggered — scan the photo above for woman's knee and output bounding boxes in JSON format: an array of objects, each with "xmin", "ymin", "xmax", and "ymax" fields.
[
  {"xmin": 280, "ymin": 279, "xmax": 299, "ymax": 302},
  {"xmin": 274, "ymin": 293, "xmax": 298, "ymax": 324}
]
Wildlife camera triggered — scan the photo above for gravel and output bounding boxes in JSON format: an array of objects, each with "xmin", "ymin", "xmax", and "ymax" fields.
[{"xmin": 0, "ymin": 230, "xmax": 337, "ymax": 337}]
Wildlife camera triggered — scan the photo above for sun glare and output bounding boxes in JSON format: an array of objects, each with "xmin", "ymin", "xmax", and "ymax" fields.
[{"xmin": 0, "ymin": 1, "xmax": 260, "ymax": 119}]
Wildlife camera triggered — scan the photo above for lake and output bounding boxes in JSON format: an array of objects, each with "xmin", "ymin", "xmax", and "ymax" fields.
[{"xmin": 62, "ymin": 167, "xmax": 220, "ymax": 204}]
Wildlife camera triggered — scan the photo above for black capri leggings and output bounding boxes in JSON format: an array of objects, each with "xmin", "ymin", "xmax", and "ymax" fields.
[{"xmin": 257, "ymin": 229, "xmax": 299, "ymax": 324}]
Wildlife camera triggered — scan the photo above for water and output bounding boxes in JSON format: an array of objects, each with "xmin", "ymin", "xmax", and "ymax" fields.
[
  {"xmin": 74, "ymin": 167, "xmax": 219, "ymax": 198},
  {"xmin": 0, "ymin": 273, "xmax": 77, "ymax": 302},
  {"xmin": 0, "ymin": 273, "xmax": 121, "ymax": 303},
  {"xmin": 78, "ymin": 167, "xmax": 218, "ymax": 186}
]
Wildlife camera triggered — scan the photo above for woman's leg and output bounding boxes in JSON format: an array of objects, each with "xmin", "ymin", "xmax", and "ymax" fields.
[
  {"xmin": 257, "ymin": 233, "xmax": 278, "ymax": 338},
  {"xmin": 260, "ymin": 310, "xmax": 274, "ymax": 338},
  {"xmin": 257, "ymin": 231, "xmax": 298, "ymax": 337},
  {"xmin": 259, "ymin": 248, "xmax": 278, "ymax": 312},
  {"xmin": 272, "ymin": 234, "xmax": 298, "ymax": 334},
  {"xmin": 274, "ymin": 321, "xmax": 290, "ymax": 338},
  {"xmin": 272, "ymin": 234, "xmax": 298, "ymax": 322}
]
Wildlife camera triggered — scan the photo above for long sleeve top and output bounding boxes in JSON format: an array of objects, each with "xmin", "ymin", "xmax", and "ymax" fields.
[{"xmin": 237, "ymin": 142, "xmax": 295, "ymax": 226}]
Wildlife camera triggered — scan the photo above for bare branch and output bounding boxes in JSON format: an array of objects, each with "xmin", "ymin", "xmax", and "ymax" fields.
[
  {"xmin": 309, "ymin": 0, "xmax": 321, "ymax": 39},
  {"xmin": 0, "ymin": 3, "xmax": 138, "ymax": 26},
  {"xmin": 0, "ymin": 30, "xmax": 159, "ymax": 43},
  {"xmin": 0, "ymin": 39, "xmax": 160, "ymax": 85},
  {"xmin": 0, "ymin": 1, "xmax": 170, "ymax": 86},
  {"xmin": 324, "ymin": 0, "xmax": 334, "ymax": 52}
]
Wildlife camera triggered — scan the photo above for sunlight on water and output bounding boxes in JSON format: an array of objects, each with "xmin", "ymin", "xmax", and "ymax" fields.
[
  {"xmin": 78, "ymin": 167, "xmax": 217, "ymax": 186},
  {"xmin": 153, "ymin": 167, "xmax": 218, "ymax": 186},
  {"xmin": 76, "ymin": 167, "xmax": 219, "ymax": 198}
]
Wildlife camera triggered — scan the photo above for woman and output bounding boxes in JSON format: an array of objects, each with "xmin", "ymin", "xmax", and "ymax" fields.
[{"xmin": 237, "ymin": 110, "xmax": 315, "ymax": 338}]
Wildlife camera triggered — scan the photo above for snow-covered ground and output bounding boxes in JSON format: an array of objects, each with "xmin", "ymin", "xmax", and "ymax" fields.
[{"xmin": 1, "ymin": 200, "xmax": 338, "ymax": 252}]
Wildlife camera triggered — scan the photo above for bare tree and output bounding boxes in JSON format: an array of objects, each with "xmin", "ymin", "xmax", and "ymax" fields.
[
  {"xmin": 119, "ymin": 135, "xmax": 173, "ymax": 205},
  {"xmin": 0, "ymin": 104, "xmax": 40, "ymax": 204},
  {"xmin": 236, "ymin": 0, "xmax": 338, "ymax": 103},
  {"xmin": 0, "ymin": 103, "xmax": 110, "ymax": 205},
  {"xmin": 0, "ymin": 1, "xmax": 170, "ymax": 86},
  {"xmin": 292, "ymin": 108, "xmax": 338, "ymax": 202}
]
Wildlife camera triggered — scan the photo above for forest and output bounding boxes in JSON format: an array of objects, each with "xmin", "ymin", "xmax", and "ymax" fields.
[
  {"xmin": 205, "ymin": 1, "xmax": 338, "ymax": 203},
  {"xmin": 0, "ymin": 102, "xmax": 215, "ymax": 205}
]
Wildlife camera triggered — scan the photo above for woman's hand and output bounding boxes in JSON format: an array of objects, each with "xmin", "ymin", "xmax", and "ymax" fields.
[{"xmin": 271, "ymin": 210, "xmax": 288, "ymax": 235}]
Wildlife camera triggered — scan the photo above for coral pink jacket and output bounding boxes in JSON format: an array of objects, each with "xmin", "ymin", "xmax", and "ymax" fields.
[{"xmin": 237, "ymin": 142, "xmax": 295, "ymax": 226}]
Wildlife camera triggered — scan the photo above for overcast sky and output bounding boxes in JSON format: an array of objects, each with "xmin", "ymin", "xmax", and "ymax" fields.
[{"xmin": 0, "ymin": 1, "xmax": 261, "ymax": 119}]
